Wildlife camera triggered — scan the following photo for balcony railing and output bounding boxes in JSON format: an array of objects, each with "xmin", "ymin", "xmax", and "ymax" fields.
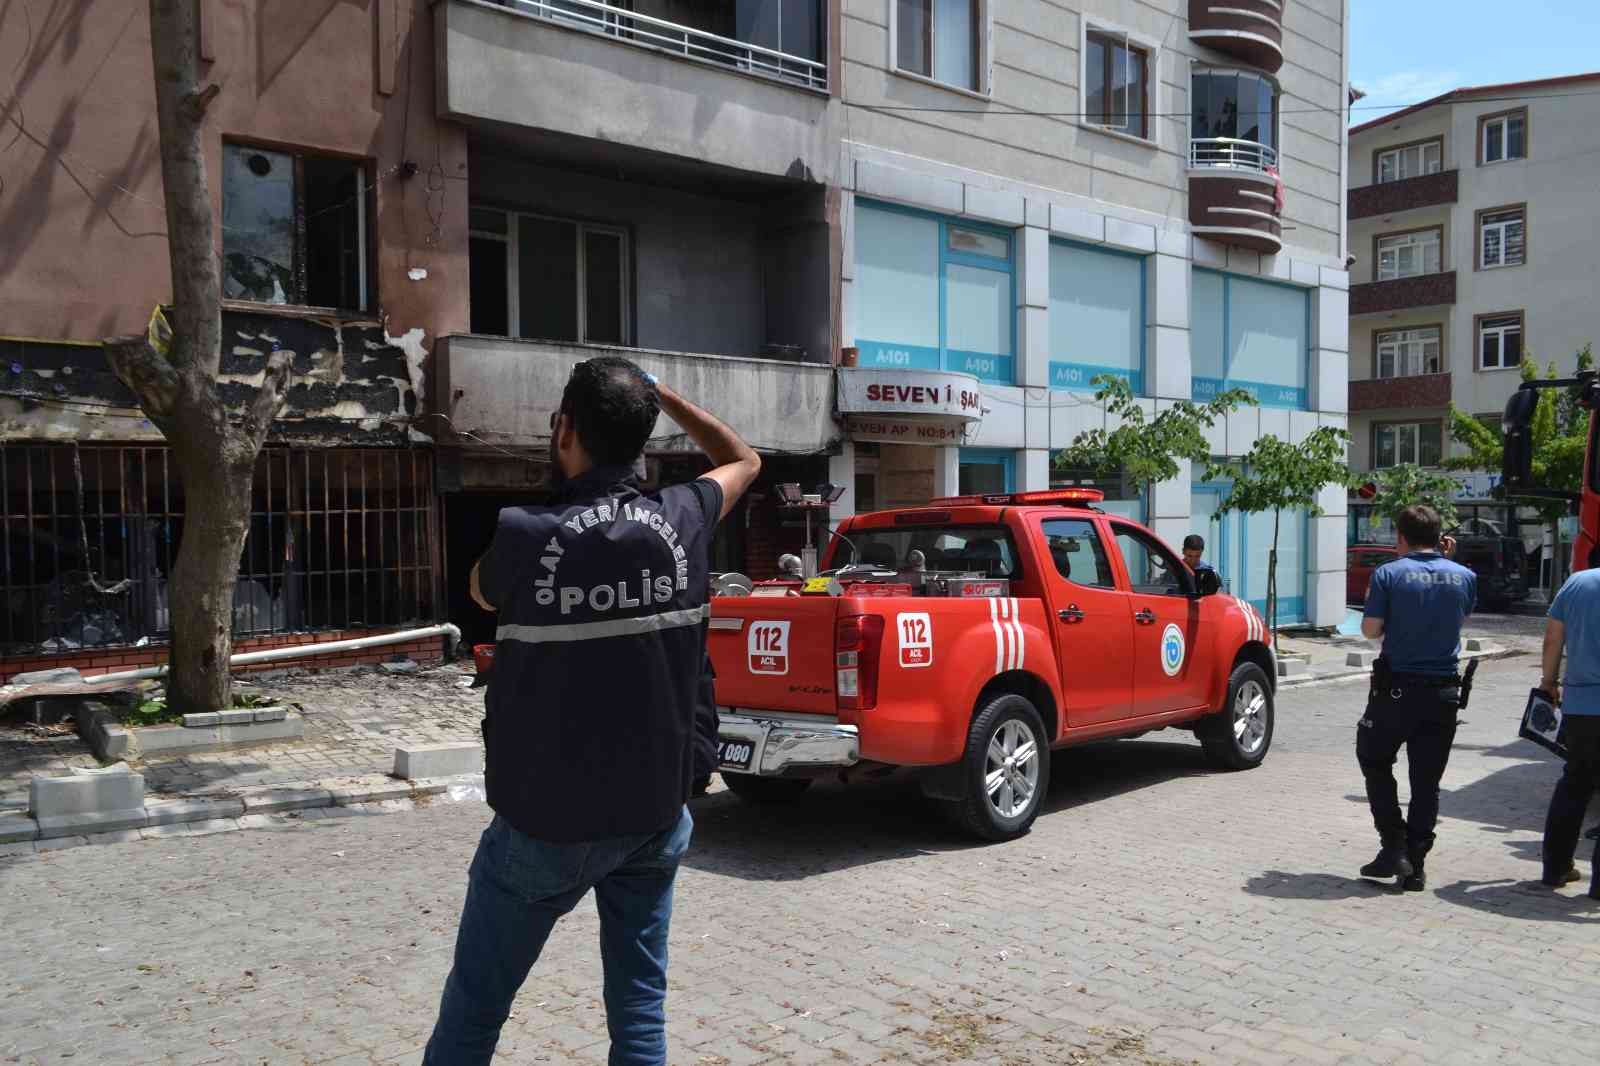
[
  {"xmin": 1350, "ymin": 270, "xmax": 1457, "ymax": 315},
  {"xmin": 1350, "ymin": 372, "xmax": 1452, "ymax": 412},
  {"xmin": 501, "ymin": 0, "xmax": 827, "ymax": 91},
  {"xmin": 1189, "ymin": 137, "xmax": 1278, "ymax": 173},
  {"xmin": 1348, "ymin": 169, "xmax": 1459, "ymax": 220}
]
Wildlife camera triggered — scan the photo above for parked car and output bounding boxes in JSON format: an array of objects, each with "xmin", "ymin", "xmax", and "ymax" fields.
[
  {"xmin": 708, "ymin": 488, "xmax": 1276, "ymax": 840},
  {"xmin": 1347, "ymin": 525, "xmax": 1528, "ymax": 609},
  {"xmin": 1347, "ymin": 544, "xmax": 1395, "ymax": 604}
]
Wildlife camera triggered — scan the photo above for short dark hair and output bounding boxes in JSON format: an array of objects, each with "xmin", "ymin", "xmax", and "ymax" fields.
[
  {"xmin": 558, "ymin": 357, "xmax": 659, "ymax": 466},
  {"xmin": 1183, "ymin": 534, "xmax": 1204, "ymax": 552},
  {"xmin": 1395, "ymin": 504, "xmax": 1442, "ymax": 548}
]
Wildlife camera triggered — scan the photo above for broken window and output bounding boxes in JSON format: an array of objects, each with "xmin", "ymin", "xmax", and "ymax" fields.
[
  {"xmin": 222, "ymin": 143, "xmax": 372, "ymax": 311},
  {"xmin": 0, "ymin": 445, "xmax": 436, "ymax": 656}
]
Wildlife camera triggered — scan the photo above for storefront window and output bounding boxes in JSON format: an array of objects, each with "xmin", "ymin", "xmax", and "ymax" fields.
[
  {"xmin": 958, "ymin": 449, "xmax": 1014, "ymax": 494},
  {"xmin": 1049, "ymin": 240, "xmax": 1145, "ymax": 393},
  {"xmin": 855, "ymin": 202, "xmax": 1014, "ymax": 384},
  {"xmin": 1191, "ymin": 269, "xmax": 1308, "ymax": 409}
]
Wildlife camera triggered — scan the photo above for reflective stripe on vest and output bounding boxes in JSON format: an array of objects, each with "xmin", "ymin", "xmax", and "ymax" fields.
[{"xmin": 496, "ymin": 604, "xmax": 709, "ymax": 646}]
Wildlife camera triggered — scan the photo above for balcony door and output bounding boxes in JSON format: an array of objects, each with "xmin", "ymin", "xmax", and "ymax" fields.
[{"xmin": 469, "ymin": 206, "xmax": 629, "ymax": 345}]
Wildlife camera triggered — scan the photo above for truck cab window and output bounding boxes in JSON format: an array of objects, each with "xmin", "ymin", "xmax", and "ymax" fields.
[
  {"xmin": 1112, "ymin": 525, "xmax": 1190, "ymax": 595},
  {"xmin": 1041, "ymin": 519, "xmax": 1114, "ymax": 588}
]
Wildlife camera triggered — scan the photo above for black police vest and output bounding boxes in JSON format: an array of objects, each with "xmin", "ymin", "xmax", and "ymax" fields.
[{"xmin": 483, "ymin": 470, "xmax": 714, "ymax": 842}]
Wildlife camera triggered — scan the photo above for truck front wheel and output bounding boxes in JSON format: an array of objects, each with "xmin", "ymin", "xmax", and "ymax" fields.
[
  {"xmin": 938, "ymin": 694, "xmax": 1051, "ymax": 841},
  {"xmin": 720, "ymin": 772, "xmax": 812, "ymax": 804},
  {"xmin": 1198, "ymin": 662, "xmax": 1274, "ymax": 770}
]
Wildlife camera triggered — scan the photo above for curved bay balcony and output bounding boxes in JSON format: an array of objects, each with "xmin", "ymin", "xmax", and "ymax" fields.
[
  {"xmin": 1188, "ymin": 138, "xmax": 1283, "ymax": 254},
  {"xmin": 1188, "ymin": 0, "xmax": 1285, "ymax": 73}
]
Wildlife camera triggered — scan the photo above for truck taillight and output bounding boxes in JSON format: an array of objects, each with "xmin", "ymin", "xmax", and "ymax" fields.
[{"xmin": 836, "ymin": 614, "xmax": 884, "ymax": 711}]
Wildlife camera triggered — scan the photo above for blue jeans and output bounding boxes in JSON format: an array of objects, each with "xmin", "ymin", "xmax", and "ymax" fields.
[{"xmin": 424, "ymin": 806, "xmax": 693, "ymax": 1066}]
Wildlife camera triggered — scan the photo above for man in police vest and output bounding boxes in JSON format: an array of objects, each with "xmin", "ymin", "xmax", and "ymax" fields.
[
  {"xmin": 1357, "ymin": 504, "xmax": 1477, "ymax": 891},
  {"xmin": 424, "ymin": 356, "xmax": 759, "ymax": 1065}
]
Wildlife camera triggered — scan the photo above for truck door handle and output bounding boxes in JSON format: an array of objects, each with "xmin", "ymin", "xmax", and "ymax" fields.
[
  {"xmin": 1134, "ymin": 608, "xmax": 1157, "ymax": 625},
  {"xmin": 1058, "ymin": 605, "xmax": 1085, "ymax": 624}
]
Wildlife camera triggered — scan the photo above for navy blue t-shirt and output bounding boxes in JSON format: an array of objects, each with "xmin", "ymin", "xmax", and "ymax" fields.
[{"xmin": 1363, "ymin": 550, "xmax": 1476, "ymax": 676}]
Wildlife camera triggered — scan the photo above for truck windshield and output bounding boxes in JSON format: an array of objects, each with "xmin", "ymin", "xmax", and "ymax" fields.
[{"xmin": 835, "ymin": 525, "xmax": 1020, "ymax": 578}]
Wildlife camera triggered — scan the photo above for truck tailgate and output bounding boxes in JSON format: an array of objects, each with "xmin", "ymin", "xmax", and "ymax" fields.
[{"xmin": 709, "ymin": 597, "xmax": 840, "ymax": 715}]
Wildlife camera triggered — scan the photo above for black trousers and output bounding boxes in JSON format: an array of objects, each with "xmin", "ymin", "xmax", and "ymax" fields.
[
  {"xmin": 1356, "ymin": 683, "xmax": 1459, "ymax": 856},
  {"xmin": 1542, "ymin": 714, "xmax": 1600, "ymax": 884}
]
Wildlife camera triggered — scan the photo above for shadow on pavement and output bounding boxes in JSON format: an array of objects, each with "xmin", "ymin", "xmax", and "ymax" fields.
[
  {"xmin": 1241, "ymin": 870, "xmax": 1401, "ymax": 901},
  {"xmin": 1433, "ymin": 878, "xmax": 1600, "ymax": 924},
  {"xmin": 683, "ymin": 738, "xmax": 1215, "ymax": 881}
]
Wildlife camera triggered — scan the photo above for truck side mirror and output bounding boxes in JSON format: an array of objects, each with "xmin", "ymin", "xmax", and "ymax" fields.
[
  {"xmin": 1501, "ymin": 388, "xmax": 1537, "ymax": 490},
  {"xmin": 1194, "ymin": 569, "xmax": 1222, "ymax": 597}
]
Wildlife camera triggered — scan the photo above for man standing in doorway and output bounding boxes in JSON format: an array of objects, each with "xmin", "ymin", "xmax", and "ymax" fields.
[
  {"xmin": 1357, "ymin": 504, "xmax": 1476, "ymax": 891},
  {"xmin": 424, "ymin": 357, "xmax": 760, "ymax": 1065},
  {"xmin": 1536, "ymin": 567, "xmax": 1600, "ymax": 897}
]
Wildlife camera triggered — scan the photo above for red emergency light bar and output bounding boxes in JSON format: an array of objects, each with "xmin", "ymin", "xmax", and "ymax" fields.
[{"xmin": 927, "ymin": 488, "xmax": 1107, "ymax": 507}]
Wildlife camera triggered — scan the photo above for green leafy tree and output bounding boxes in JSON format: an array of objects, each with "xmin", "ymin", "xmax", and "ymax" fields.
[
  {"xmin": 1446, "ymin": 344, "xmax": 1593, "ymax": 526},
  {"xmin": 1208, "ymin": 427, "xmax": 1356, "ymax": 651},
  {"xmin": 1366, "ymin": 464, "xmax": 1462, "ymax": 530},
  {"xmin": 1053, "ymin": 375, "xmax": 1256, "ymax": 505}
]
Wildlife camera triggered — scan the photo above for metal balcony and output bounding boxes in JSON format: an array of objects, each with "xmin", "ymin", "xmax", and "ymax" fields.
[{"xmin": 1188, "ymin": 138, "xmax": 1282, "ymax": 253}]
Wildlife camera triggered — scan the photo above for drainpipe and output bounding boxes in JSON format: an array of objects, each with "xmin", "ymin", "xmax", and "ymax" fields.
[{"xmin": 82, "ymin": 623, "xmax": 463, "ymax": 686}]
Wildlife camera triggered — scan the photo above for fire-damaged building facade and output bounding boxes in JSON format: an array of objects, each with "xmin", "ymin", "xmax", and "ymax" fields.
[{"xmin": 0, "ymin": 0, "xmax": 845, "ymax": 675}]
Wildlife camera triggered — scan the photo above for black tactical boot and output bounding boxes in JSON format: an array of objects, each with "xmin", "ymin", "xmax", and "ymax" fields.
[
  {"xmin": 1360, "ymin": 836, "xmax": 1414, "ymax": 880},
  {"xmin": 1402, "ymin": 848, "xmax": 1427, "ymax": 892}
]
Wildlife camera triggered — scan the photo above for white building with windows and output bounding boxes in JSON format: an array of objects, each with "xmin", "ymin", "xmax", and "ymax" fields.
[
  {"xmin": 831, "ymin": 0, "xmax": 1353, "ymax": 627},
  {"xmin": 1347, "ymin": 73, "xmax": 1600, "ymax": 482}
]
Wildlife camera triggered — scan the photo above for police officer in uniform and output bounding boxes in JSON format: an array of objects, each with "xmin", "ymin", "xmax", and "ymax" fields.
[
  {"xmin": 1357, "ymin": 504, "xmax": 1476, "ymax": 891},
  {"xmin": 425, "ymin": 356, "xmax": 759, "ymax": 1065}
]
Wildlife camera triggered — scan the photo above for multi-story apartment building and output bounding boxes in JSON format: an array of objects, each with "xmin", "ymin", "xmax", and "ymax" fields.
[
  {"xmin": 1, "ymin": 0, "xmax": 1349, "ymax": 680},
  {"xmin": 831, "ymin": 0, "xmax": 1353, "ymax": 626},
  {"xmin": 1346, "ymin": 74, "xmax": 1600, "ymax": 494}
]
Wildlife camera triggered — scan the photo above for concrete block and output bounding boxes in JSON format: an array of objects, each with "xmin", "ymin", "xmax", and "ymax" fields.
[
  {"xmin": 252, "ymin": 706, "xmax": 287, "ymax": 722},
  {"xmin": 856, "ymin": 160, "xmax": 962, "ymax": 214},
  {"xmin": 239, "ymin": 785, "xmax": 334, "ymax": 814},
  {"xmin": 217, "ymin": 709, "xmax": 254, "ymax": 726},
  {"xmin": 146, "ymin": 797, "xmax": 246, "ymax": 827},
  {"xmin": 136, "ymin": 725, "xmax": 219, "ymax": 752},
  {"xmin": 74, "ymin": 702, "xmax": 129, "ymax": 761},
  {"xmin": 182, "ymin": 712, "xmax": 221, "ymax": 728},
  {"xmin": 1346, "ymin": 650, "xmax": 1379, "ymax": 668},
  {"xmin": 10, "ymin": 667, "xmax": 82, "ymax": 685},
  {"xmin": 962, "ymin": 183, "xmax": 1024, "ymax": 226},
  {"xmin": 212, "ymin": 714, "xmax": 305, "ymax": 748},
  {"xmin": 31, "ymin": 767, "xmax": 144, "ymax": 819},
  {"xmin": 1104, "ymin": 217, "xmax": 1156, "ymax": 253},
  {"xmin": 0, "ymin": 812, "xmax": 39, "ymax": 844},
  {"xmin": 1277, "ymin": 658, "xmax": 1309, "ymax": 677},
  {"xmin": 331, "ymin": 778, "xmax": 415, "ymax": 806},
  {"xmin": 393, "ymin": 743, "xmax": 484, "ymax": 781},
  {"xmin": 37, "ymin": 808, "xmax": 149, "ymax": 839},
  {"xmin": 1050, "ymin": 204, "xmax": 1104, "ymax": 244}
]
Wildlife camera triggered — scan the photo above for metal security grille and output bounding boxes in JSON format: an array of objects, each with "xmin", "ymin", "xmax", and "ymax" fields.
[{"xmin": 0, "ymin": 444, "xmax": 438, "ymax": 655}]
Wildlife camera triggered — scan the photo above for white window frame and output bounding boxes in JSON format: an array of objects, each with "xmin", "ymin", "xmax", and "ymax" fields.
[
  {"xmin": 1077, "ymin": 20, "xmax": 1162, "ymax": 148},
  {"xmin": 1376, "ymin": 140, "xmax": 1441, "ymax": 183},
  {"xmin": 1479, "ymin": 207, "xmax": 1526, "ymax": 269},
  {"xmin": 1480, "ymin": 110, "xmax": 1527, "ymax": 164},
  {"xmin": 886, "ymin": 0, "xmax": 991, "ymax": 98},
  {"xmin": 1376, "ymin": 229, "xmax": 1442, "ymax": 281},
  {"xmin": 1374, "ymin": 327, "xmax": 1442, "ymax": 379},
  {"xmin": 468, "ymin": 205, "xmax": 631, "ymax": 345},
  {"xmin": 1375, "ymin": 421, "xmax": 1443, "ymax": 468},
  {"xmin": 1478, "ymin": 313, "xmax": 1524, "ymax": 371}
]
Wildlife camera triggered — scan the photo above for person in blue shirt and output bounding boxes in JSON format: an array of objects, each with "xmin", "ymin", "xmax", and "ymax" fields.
[
  {"xmin": 1357, "ymin": 504, "xmax": 1476, "ymax": 891},
  {"xmin": 1182, "ymin": 535, "xmax": 1216, "ymax": 576},
  {"xmin": 1537, "ymin": 568, "xmax": 1600, "ymax": 898}
]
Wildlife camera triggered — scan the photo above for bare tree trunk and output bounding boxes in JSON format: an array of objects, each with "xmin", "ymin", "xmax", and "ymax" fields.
[
  {"xmin": 101, "ymin": 1, "xmax": 291, "ymax": 713},
  {"xmin": 1268, "ymin": 508, "xmax": 1280, "ymax": 655}
]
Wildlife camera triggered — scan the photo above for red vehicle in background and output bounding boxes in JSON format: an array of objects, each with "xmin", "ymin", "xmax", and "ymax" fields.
[
  {"xmin": 1347, "ymin": 544, "xmax": 1396, "ymax": 604},
  {"xmin": 706, "ymin": 489, "xmax": 1277, "ymax": 840}
]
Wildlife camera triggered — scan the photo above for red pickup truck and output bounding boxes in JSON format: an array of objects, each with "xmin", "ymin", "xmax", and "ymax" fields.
[{"xmin": 708, "ymin": 489, "xmax": 1276, "ymax": 840}]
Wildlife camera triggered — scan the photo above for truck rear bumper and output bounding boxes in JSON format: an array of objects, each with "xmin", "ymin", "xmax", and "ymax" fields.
[{"xmin": 717, "ymin": 709, "xmax": 860, "ymax": 775}]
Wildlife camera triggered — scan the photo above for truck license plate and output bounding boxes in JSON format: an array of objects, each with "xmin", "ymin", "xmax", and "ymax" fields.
[{"xmin": 717, "ymin": 739, "xmax": 755, "ymax": 771}]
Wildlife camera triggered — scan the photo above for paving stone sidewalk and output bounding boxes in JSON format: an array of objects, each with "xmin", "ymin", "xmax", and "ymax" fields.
[
  {"xmin": 0, "ymin": 667, "xmax": 1595, "ymax": 1065},
  {"xmin": 0, "ymin": 663, "xmax": 485, "ymax": 810}
]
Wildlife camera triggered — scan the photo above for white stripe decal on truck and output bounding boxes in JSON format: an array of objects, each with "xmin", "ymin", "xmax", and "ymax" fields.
[
  {"xmin": 1010, "ymin": 598, "xmax": 1025, "ymax": 670},
  {"xmin": 989, "ymin": 597, "xmax": 1005, "ymax": 674}
]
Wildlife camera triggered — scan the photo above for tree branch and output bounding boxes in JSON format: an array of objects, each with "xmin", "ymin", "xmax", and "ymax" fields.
[
  {"xmin": 182, "ymin": 83, "xmax": 221, "ymax": 120},
  {"xmin": 239, "ymin": 350, "xmax": 294, "ymax": 450},
  {"xmin": 102, "ymin": 334, "xmax": 182, "ymax": 419}
]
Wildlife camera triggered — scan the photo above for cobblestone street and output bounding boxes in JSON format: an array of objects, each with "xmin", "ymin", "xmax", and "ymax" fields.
[{"xmin": 3, "ymin": 662, "xmax": 1597, "ymax": 1065}]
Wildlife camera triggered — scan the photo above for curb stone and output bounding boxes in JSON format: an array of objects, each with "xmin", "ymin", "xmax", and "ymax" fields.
[{"xmin": 0, "ymin": 771, "xmax": 488, "ymax": 858}]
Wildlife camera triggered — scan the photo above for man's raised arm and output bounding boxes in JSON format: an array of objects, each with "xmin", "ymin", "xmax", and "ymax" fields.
[{"xmin": 656, "ymin": 382, "xmax": 761, "ymax": 520}]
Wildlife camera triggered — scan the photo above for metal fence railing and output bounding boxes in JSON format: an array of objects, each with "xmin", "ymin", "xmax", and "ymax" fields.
[
  {"xmin": 503, "ymin": 0, "xmax": 827, "ymax": 91},
  {"xmin": 1189, "ymin": 137, "xmax": 1278, "ymax": 173}
]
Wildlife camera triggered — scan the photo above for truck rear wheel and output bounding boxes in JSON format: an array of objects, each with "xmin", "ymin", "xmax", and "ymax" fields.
[
  {"xmin": 720, "ymin": 772, "xmax": 812, "ymax": 804},
  {"xmin": 938, "ymin": 694, "xmax": 1050, "ymax": 841},
  {"xmin": 1199, "ymin": 662, "xmax": 1274, "ymax": 770}
]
